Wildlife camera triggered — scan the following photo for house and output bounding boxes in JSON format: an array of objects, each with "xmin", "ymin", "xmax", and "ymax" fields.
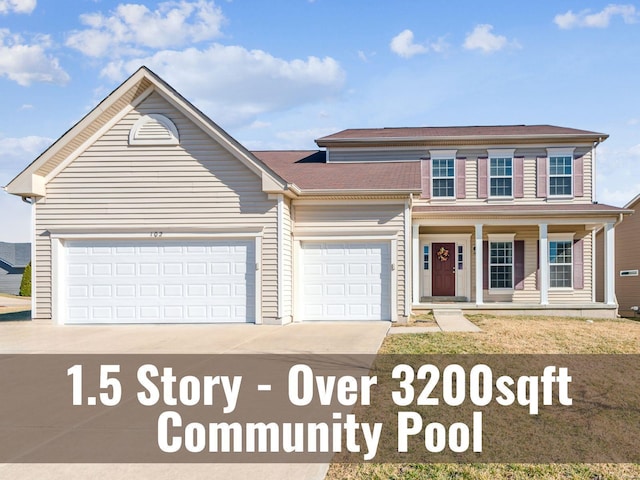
[
  {"xmin": 596, "ymin": 194, "xmax": 639, "ymax": 317},
  {"xmin": 4, "ymin": 67, "xmax": 631, "ymax": 325},
  {"xmin": 0, "ymin": 242, "xmax": 30, "ymax": 295}
]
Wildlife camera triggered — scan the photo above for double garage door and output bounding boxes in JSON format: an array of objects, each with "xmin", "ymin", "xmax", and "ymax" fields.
[
  {"xmin": 63, "ymin": 239, "xmax": 255, "ymax": 324},
  {"xmin": 61, "ymin": 239, "xmax": 391, "ymax": 324}
]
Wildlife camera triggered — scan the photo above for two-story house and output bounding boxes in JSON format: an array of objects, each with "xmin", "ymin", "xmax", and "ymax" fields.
[{"xmin": 5, "ymin": 67, "xmax": 629, "ymax": 325}]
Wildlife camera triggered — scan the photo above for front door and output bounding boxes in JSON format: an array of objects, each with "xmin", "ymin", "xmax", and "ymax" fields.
[{"xmin": 432, "ymin": 242, "xmax": 456, "ymax": 296}]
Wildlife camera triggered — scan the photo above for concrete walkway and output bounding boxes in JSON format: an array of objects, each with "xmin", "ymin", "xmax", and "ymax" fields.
[
  {"xmin": 0, "ymin": 321, "xmax": 390, "ymax": 480},
  {"xmin": 388, "ymin": 309, "xmax": 482, "ymax": 334}
]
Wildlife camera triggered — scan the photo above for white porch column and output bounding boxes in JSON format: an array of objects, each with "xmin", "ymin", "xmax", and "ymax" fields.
[
  {"xmin": 474, "ymin": 224, "xmax": 483, "ymax": 305},
  {"xmin": 412, "ymin": 224, "xmax": 420, "ymax": 304},
  {"xmin": 604, "ymin": 222, "xmax": 616, "ymax": 305},
  {"xmin": 539, "ymin": 223, "xmax": 549, "ymax": 305}
]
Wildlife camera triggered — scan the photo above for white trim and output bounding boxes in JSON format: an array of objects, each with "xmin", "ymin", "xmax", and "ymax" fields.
[
  {"xmin": 429, "ymin": 149, "xmax": 458, "ymax": 158},
  {"xmin": 547, "ymin": 148, "xmax": 576, "ymax": 199},
  {"xmin": 293, "ymin": 233, "xmax": 399, "ymax": 241},
  {"xmin": 591, "ymin": 228, "xmax": 596, "ymax": 303},
  {"xmin": 276, "ymin": 194, "xmax": 284, "ymax": 320},
  {"xmin": 487, "ymin": 237, "xmax": 515, "ymax": 291},
  {"xmin": 412, "ymin": 225, "xmax": 420, "ymax": 305},
  {"xmin": 539, "ymin": 223, "xmax": 549, "ymax": 305},
  {"xmin": 128, "ymin": 113, "xmax": 180, "ymax": 145},
  {"xmin": 50, "ymin": 230, "xmax": 263, "ymax": 240},
  {"xmin": 420, "ymin": 233, "xmax": 471, "ymax": 300},
  {"xmin": 30, "ymin": 197, "xmax": 37, "ymax": 318},
  {"xmin": 430, "ymin": 156, "xmax": 456, "ymax": 199},
  {"xmin": 391, "ymin": 238, "xmax": 398, "ymax": 322},
  {"xmin": 404, "ymin": 199, "xmax": 411, "ymax": 317},
  {"xmin": 487, "ymin": 154, "xmax": 514, "ymax": 199},
  {"xmin": 604, "ymin": 222, "xmax": 616, "ymax": 305},
  {"xmin": 255, "ymin": 236, "xmax": 263, "ymax": 324},
  {"xmin": 548, "ymin": 235, "xmax": 574, "ymax": 290},
  {"xmin": 475, "ymin": 224, "xmax": 483, "ymax": 305},
  {"xmin": 487, "ymin": 148, "xmax": 516, "ymax": 157},
  {"xmin": 43, "ymin": 88, "xmax": 153, "ymax": 182},
  {"xmin": 51, "ymin": 231, "xmax": 264, "ymax": 325}
]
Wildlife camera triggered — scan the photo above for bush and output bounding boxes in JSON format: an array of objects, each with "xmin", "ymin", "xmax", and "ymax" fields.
[{"xmin": 19, "ymin": 261, "xmax": 31, "ymax": 297}]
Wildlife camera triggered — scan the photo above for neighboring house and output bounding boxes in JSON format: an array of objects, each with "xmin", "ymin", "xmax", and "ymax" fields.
[
  {"xmin": 4, "ymin": 67, "xmax": 631, "ymax": 325},
  {"xmin": 0, "ymin": 242, "xmax": 30, "ymax": 295},
  {"xmin": 596, "ymin": 194, "xmax": 639, "ymax": 317}
]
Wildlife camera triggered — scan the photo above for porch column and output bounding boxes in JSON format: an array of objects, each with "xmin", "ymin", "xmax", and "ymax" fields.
[
  {"xmin": 604, "ymin": 222, "xmax": 616, "ymax": 305},
  {"xmin": 475, "ymin": 224, "xmax": 483, "ymax": 305},
  {"xmin": 412, "ymin": 225, "xmax": 420, "ymax": 304},
  {"xmin": 539, "ymin": 223, "xmax": 549, "ymax": 305}
]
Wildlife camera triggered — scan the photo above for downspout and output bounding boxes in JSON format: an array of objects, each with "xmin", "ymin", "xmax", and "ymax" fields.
[
  {"xmin": 22, "ymin": 196, "xmax": 37, "ymax": 319},
  {"xmin": 276, "ymin": 194, "xmax": 284, "ymax": 321},
  {"xmin": 592, "ymin": 138, "xmax": 602, "ymax": 203}
]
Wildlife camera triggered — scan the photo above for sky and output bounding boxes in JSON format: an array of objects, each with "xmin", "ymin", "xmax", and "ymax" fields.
[{"xmin": 1, "ymin": 0, "xmax": 640, "ymax": 242}]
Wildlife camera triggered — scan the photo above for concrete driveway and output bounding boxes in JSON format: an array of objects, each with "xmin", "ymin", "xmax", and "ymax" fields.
[{"xmin": 0, "ymin": 320, "xmax": 390, "ymax": 480}]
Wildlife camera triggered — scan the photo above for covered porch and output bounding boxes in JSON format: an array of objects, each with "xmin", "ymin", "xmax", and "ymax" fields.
[{"xmin": 410, "ymin": 204, "xmax": 629, "ymax": 318}]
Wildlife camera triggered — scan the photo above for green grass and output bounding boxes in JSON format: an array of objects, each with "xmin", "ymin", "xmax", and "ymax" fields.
[{"xmin": 326, "ymin": 314, "xmax": 640, "ymax": 480}]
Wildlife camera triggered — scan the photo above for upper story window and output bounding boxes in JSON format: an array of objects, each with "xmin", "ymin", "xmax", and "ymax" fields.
[
  {"xmin": 488, "ymin": 149, "xmax": 515, "ymax": 198},
  {"xmin": 547, "ymin": 148, "xmax": 575, "ymax": 198},
  {"xmin": 430, "ymin": 150, "xmax": 457, "ymax": 198}
]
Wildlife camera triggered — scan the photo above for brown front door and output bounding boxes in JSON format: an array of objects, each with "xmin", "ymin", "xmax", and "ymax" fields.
[{"xmin": 432, "ymin": 242, "xmax": 456, "ymax": 296}]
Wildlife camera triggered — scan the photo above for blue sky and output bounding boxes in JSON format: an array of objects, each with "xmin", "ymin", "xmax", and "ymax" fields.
[{"xmin": 1, "ymin": 0, "xmax": 640, "ymax": 242}]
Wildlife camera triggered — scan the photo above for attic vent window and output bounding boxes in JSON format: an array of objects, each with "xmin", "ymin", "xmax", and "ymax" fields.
[{"xmin": 129, "ymin": 114, "xmax": 179, "ymax": 145}]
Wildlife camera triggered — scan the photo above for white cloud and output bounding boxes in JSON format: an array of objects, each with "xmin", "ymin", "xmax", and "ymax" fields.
[
  {"xmin": 66, "ymin": 0, "xmax": 225, "ymax": 58},
  {"xmin": 554, "ymin": 4, "xmax": 638, "ymax": 29},
  {"xmin": 463, "ymin": 24, "xmax": 515, "ymax": 53},
  {"xmin": 0, "ymin": 135, "xmax": 52, "ymax": 162},
  {"xmin": 0, "ymin": 29, "xmax": 70, "ymax": 86},
  {"xmin": 101, "ymin": 44, "xmax": 346, "ymax": 127},
  {"xmin": 390, "ymin": 30, "xmax": 450, "ymax": 59},
  {"xmin": 0, "ymin": 0, "xmax": 36, "ymax": 15},
  {"xmin": 390, "ymin": 29, "xmax": 428, "ymax": 58}
]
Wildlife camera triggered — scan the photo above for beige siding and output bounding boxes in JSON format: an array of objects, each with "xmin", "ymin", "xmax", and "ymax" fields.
[
  {"xmin": 293, "ymin": 201, "xmax": 405, "ymax": 318},
  {"xmin": 609, "ymin": 202, "xmax": 640, "ymax": 315},
  {"xmin": 415, "ymin": 147, "xmax": 593, "ymax": 207},
  {"xmin": 35, "ymin": 91, "xmax": 278, "ymax": 321},
  {"xmin": 419, "ymin": 226, "xmax": 594, "ymax": 305}
]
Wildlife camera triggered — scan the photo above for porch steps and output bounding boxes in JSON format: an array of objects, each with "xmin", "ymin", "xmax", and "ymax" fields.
[{"xmin": 432, "ymin": 309, "xmax": 482, "ymax": 332}]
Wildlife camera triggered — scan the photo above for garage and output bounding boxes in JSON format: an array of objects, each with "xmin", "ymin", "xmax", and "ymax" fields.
[
  {"xmin": 300, "ymin": 241, "xmax": 391, "ymax": 321},
  {"xmin": 62, "ymin": 239, "xmax": 256, "ymax": 324}
]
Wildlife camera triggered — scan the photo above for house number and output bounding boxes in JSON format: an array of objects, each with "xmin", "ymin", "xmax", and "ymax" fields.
[{"xmin": 150, "ymin": 232, "xmax": 163, "ymax": 238}]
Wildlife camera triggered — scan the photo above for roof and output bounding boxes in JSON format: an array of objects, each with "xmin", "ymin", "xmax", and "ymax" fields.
[
  {"xmin": 5, "ymin": 66, "xmax": 287, "ymax": 197},
  {"xmin": 317, "ymin": 124, "xmax": 608, "ymax": 146},
  {"xmin": 624, "ymin": 193, "xmax": 640, "ymax": 209},
  {"xmin": 412, "ymin": 204, "xmax": 631, "ymax": 216},
  {"xmin": 253, "ymin": 150, "xmax": 421, "ymax": 192},
  {"xmin": 0, "ymin": 242, "xmax": 30, "ymax": 268}
]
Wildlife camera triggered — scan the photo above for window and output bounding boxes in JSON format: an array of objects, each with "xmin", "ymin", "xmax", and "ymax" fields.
[
  {"xmin": 489, "ymin": 157, "xmax": 513, "ymax": 197},
  {"xmin": 549, "ymin": 240, "xmax": 572, "ymax": 288},
  {"xmin": 423, "ymin": 245, "xmax": 430, "ymax": 270},
  {"xmin": 490, "ymin": 241, "xmax": 513, "ymax": 289},
  {"xmin": 457, "ymin": 245, "xmax": 463, "ymax": 271},
  {"xmin": 432, "ymin": 158, "xmax": 455, "ymax": 197},
  {"xmin": 549, "ymin": 155, "xmax": 572, "ymax": 196}
]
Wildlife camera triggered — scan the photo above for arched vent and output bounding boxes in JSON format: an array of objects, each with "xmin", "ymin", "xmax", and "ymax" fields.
[{"xmin": 129, "ymin": 114, "xmax": 179, "ymax": 145}]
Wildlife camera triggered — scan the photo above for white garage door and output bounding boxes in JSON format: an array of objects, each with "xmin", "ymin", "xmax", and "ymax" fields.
[
  {"xmin": 63, "ymin": 239, "xmax": 255, "ymax": 324},
  {"xmin": 301, "ymin": 242, "xmax": 391, "ymax": 321}
]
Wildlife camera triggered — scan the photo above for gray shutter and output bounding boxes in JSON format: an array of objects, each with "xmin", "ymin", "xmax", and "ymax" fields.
[
  {"xmin": 420, "ymin": 158, "xmax": 431, "ymax": 199},
  {"xmin": 456, "ymin": 157, "xmax": 466, "ymax": 199},
  {"xmin": 573, "ymin": 237, "xmax": 584, "ymax": 289},
  {"xmin": 574, "ymin": 155, "xmax": 584, "ymax": 197},
  {"xmin": 477, "ymin": 157, "xmax": 488, "ymax": 199},
  {"xmin": 537, "ymin": 157, "xmax": 547, "ymax": 198},
  {"xmin": 514, "ymin": 156, "xmax": 524, "ymax": 198},
  {"xmin": 514, "ymin": 240, "xmax": 525, "ymax": 290}
]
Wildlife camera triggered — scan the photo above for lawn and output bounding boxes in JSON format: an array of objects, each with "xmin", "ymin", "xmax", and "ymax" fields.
[{"xmin": 326, "ymin": 314, "xmax": 640, "ymax": 480}]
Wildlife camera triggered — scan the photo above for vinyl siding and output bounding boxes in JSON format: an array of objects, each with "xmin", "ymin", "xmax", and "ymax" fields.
[
  {"xmin": 34, "ymin": 91, "xmax": 278, "ymax": 322},
  {"xmin": 293, "ymin": 201, "xmax": 405, "ymax": 317},
  {"xmin": 469, "ymin": 226, "xmax": 593, "ymax": 304},
  {"xmin": 415, "ymin": 147, "xmax": 593, "ymax": 207},
  {"xmin": 328, "ymin": 148, "xmax": 425, "ymax": 163}
]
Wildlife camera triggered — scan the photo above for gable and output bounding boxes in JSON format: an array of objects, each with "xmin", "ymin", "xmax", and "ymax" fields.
[{"xmin": 5, "ymin": 67, "xmax": 286, "ymax": 198}]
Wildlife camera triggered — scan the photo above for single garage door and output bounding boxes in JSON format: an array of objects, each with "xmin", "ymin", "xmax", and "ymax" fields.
[
  {"xmin": 301, "ymin": 241, "xmax": 391, "ymax": 321},
  {"xmin": 63, "ymin": 239, "xmax": 255, "ymax": 324}
]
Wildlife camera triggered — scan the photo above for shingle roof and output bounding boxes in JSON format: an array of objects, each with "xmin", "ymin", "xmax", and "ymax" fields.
[
  {"xmin": 317, "ymin": 124, "xmax": 608, "ymax": 144},
  {"xmin": 412, "ymin": 204, "xmax": 630, "ymax": 215},
  {"xmin": 0, "ymin": 242, "xmax": 30, "ymax": 268},
  {"xmin": 253, "ymin": 150, "xmax": 421, "ymax": 191}
]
